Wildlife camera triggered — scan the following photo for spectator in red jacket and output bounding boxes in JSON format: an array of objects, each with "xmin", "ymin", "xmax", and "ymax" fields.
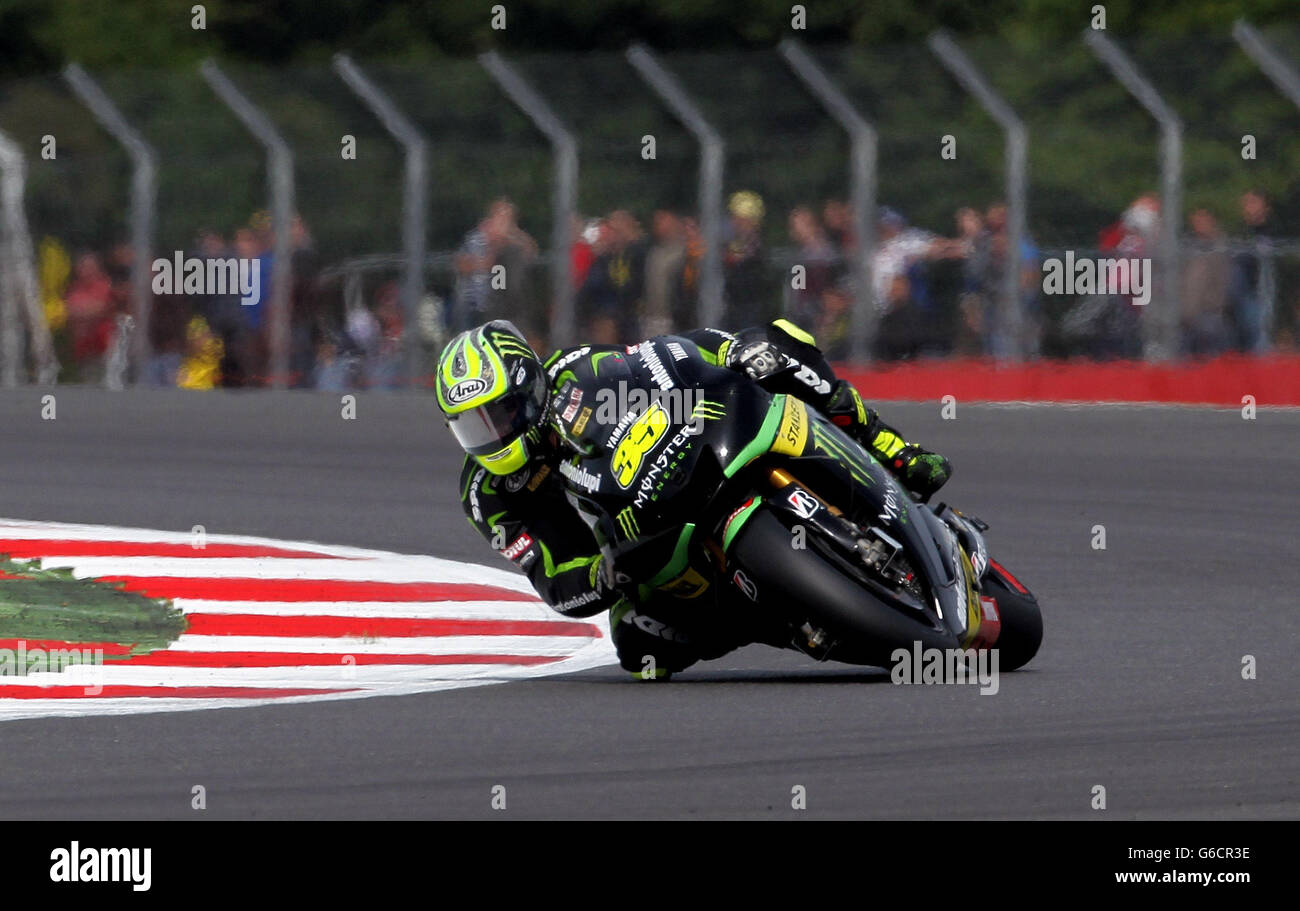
[{"xmin": 63, "ymin": 252, "xmax": 114, "ymax": 366}]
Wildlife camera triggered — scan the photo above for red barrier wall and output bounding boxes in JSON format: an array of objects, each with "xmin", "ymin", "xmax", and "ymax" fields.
[{"xmin": 835, "ymin": 355, "xmax": 1300, "ymax": 406}]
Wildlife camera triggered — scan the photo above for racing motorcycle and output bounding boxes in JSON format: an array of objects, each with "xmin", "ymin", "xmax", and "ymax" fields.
[{"xmin": 551, "ymin": 336, "xmax": 1043, "ymax": 672}]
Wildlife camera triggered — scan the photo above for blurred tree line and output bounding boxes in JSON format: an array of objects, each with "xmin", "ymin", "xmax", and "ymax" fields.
[
  {"xmin": 0, "ymin": 0, "xmax": 1296, "ymax": 287},
  {"xmin": 2, "ymin": 0, "xmax": 1298, "ymax": 74}
]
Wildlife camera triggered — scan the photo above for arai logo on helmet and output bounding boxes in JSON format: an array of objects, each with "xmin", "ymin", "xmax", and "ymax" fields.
[{"xmin": 446, "ymin": 378, "xmax": 488, "ymax": 405}]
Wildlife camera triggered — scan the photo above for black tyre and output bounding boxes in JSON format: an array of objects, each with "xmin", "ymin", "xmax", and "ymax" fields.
[
  {"xmin": 729, "ymin": 509, "xmax": 959, "ymax": 668},
  {"xmin": 981, "ymin": 564, "xmax": 1042, "ymax": 671}
]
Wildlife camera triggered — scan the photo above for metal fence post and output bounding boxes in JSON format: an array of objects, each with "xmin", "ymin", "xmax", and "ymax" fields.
[
  {"xmin": 1233, "ymin": 21, "xmax": 1300, "ymax": 108},
  {"xmin": 1084, "ymin": 29, "xmax": 1182, "ymax": 362},
  {"xmin": 200, "ymin": 59, "xmax": 295, "ymax": 388},
  {"xmin": 63, "ymin": 63, "xmax": 158, "ymax": 386},
  {"xmin": 0, "ymin": 129, "xmax": 58, "ymax": 386},
  {"xmin": 626, "ymin": 44, "xmax": 726, "ymax": 330},
  {"xmin": 779, "ymin": 39, "xmax": 878, "ymax": 362},
  {"xmin": 479, "ymin": 51, "xmax": 577, "ymax": 349},
  {"xmin": 333, "ymin": 54, "xmax": 429, "ymax": 385},
  {"xmin": 928, "ymin": 31, "xmax": 1028, "ymax": 362},
  {"xmin": 0, "ymin": 131, "xmax": 25, "ymax": 388},
  {"xmin": 1232, "ymin": 20, "xmax": 1300, "ymax": 344}
]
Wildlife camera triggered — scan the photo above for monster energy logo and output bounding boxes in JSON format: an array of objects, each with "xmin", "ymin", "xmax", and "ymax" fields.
[
  {"xmin": 691, "ymin": 399, "xmax": 725, "ymax": 422},
  {"xmin": 491, "ymin": 331, "xmax": 533, "ymax": 359},
  {"xmin": 810, "ymin": 422, "xmax": 876, "ymax": 488},
  {"xmin": 616, "ymin": 506, "xmax": 640, "ymax": 540}
]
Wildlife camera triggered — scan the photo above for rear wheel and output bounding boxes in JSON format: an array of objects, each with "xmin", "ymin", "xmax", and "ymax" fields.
[{"xmin": 729, "ymin": 509, "xmax": 958, "ymax": 668}]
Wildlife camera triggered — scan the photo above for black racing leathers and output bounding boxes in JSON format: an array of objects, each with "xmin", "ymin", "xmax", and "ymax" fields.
[
  {"xmin": 455, "ymin": 321, "xmax": 937, "ymax": 664},
  {"xmin": 459, "ymin": 456, "xmax": 617, "ymax": 618}
]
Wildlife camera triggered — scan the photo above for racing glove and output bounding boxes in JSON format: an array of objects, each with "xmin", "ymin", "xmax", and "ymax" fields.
[
  {"xmin": 891, "ymin": 447, "xmax": 952, "ymax": 502},
  {"xmin": 726, "ymin": 339, "xmax": 790, "ymax": 381}
]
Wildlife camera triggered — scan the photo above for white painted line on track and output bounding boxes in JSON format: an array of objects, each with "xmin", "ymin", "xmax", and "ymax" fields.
[{"xmin": 0, "ymin": 518, "xmax": 617, "ymax": 722}]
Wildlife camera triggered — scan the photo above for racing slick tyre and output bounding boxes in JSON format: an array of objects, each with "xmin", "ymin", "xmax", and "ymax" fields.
[{"xmin": 980, "ymin": 566, "xmax": 1043, "ymax": 672}]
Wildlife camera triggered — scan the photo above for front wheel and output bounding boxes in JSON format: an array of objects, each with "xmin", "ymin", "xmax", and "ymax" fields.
[{"xmin": 981, "ymin": 563, "xmax": 1042, "ymax": 671}]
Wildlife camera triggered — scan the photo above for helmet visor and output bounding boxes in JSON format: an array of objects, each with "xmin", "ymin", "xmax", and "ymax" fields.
[{"xmin": 446, "ymin": 372, "xmax": 547, "ymax": 456}]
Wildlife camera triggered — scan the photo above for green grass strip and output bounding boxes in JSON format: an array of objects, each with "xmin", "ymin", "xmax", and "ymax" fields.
[{"xmin": 0, "ymin": 556, "xmax": 187, "ymax": 657}]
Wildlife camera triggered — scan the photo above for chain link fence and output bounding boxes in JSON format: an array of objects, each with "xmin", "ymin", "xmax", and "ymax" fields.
[{"xmin": 1, "ymin": 29, "xmax": 1298, "ymax": 388}]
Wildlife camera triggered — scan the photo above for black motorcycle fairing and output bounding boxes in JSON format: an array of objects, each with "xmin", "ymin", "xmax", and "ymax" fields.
[{"xmin": 549, "ymin": 335, "xmax": 987, "ymax": 650}]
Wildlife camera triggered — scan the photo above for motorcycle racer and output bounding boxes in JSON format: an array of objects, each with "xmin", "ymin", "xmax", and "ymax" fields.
[{"xmin": 436, "ymin": 318, "xmax": 952, "ymax": 676}]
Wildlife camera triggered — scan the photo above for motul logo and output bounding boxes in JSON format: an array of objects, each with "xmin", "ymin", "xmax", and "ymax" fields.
[{"xmin": 502, "ymin": 534, "xmax": 533, "ymax": 560}]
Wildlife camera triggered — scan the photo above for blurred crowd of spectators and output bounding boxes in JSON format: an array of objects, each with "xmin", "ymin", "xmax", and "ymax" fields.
[
  {"xmin": 1178, "ymin": 190, "xmax": 1279, "ymax": 356},
  {"xmin": 450, "ymin": 188, "xmax": 1294, "ymax": 364},
  {"xmin": 1063, "ymin": 189, "xmax": 1286, "ymax": 358},
  {"xmin": 39, "ymin": 211, "xmax": 408, "ymax": 389},
  {"xmin": 449, "ymin": 192, "xmax": 1013, "ymax": 360},
  {"xmin": 35, "ymin": 188, "xmax": 1294, "ymax": 388}
]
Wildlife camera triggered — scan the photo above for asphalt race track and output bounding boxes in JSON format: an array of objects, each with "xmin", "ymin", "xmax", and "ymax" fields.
[{"xmin": 1, "ymin": 387, "xmax": 1296, "ymax": 819}]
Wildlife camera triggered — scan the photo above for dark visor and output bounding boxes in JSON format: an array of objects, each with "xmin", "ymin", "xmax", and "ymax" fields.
[{"xmin": 446, "ymin": 379, "xmax": 545, "ymax": 456}]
